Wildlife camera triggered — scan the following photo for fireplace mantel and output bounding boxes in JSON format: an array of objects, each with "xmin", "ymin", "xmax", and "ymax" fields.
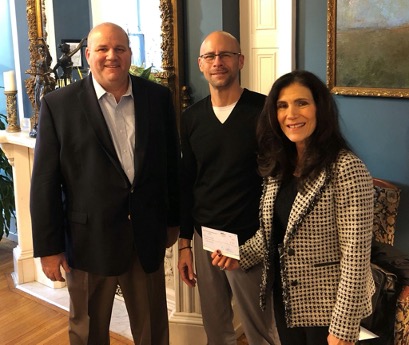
[{"xmin": 0, "ymin": 129, "xmax": 65, "ymax": 288}]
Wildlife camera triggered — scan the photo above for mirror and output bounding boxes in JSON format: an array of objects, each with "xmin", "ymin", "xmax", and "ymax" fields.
[{"xmin": 25, "ymin": 0, "xmax": 189, "ymax": 131}]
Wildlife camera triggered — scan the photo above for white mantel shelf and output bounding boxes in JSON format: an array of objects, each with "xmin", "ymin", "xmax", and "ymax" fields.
[{"xmin": 0, "ymin": 129, "xmax": 36, "ymax": 149}]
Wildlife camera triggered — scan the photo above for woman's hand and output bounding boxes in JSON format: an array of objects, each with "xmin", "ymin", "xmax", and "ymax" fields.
[
  {"xmin": 210, "ymin": 250, "xmax": 240, "ymax": 271},
  {"xmin": 327, "ymin": 333, "xmax": 355, "ymax": 345}
]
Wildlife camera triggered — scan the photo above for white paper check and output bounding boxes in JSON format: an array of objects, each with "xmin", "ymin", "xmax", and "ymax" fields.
[
  {"xmin": 359, "ymin": 326, "xmax": 378, "ymax": 340},
  {"xmin": 202, "ymin": 226, "xmax": 240, "ymax": 260}
]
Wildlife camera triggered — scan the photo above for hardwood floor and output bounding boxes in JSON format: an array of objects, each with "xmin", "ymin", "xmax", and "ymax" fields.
[
  {"xmin": 1, "ymin": 238, "xmax": 249, "ymax": 345},
  {"xmin": 0, "ymin": 238, "xmax": 132, "ymax": 345}
]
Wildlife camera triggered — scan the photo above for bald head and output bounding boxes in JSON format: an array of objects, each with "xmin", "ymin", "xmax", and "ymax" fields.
[
  {"xmin": 87, "ymin": 22, "xmax": 130, "ymax": 49},
  {"xmin": 200, "ymin": 31, "xmax": 241, "ymax": 56}
]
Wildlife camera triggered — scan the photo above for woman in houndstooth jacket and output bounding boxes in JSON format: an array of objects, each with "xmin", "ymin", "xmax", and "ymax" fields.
[{"xmin": 212, "ymin": 70, "xmax": 375, "ymax": 345}]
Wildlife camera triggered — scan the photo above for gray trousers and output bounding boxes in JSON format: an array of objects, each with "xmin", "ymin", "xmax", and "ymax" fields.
[
  {"xmin": 194, "ymin": 232, "xmax": 281, "ymax": 345},
  {"xmin": 66, "ymin": 253, "xmax": 168, "ymax": 345}
]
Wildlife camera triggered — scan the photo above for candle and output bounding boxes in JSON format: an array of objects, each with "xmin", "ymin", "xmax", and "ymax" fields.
[{"xmin": 3, "ymin": 70, "xmax": 17, "ymax": 92}]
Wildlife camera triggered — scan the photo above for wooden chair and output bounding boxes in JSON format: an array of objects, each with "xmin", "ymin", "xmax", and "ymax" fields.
[{"xmin": 372, "ymin": 178, "xmax": 409, "ymax": 345}]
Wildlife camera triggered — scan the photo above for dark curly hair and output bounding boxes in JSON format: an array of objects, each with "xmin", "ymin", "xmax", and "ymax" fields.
[{"xmin": 257, "ymin": 70, "xmax": 350, "ymax": 185}]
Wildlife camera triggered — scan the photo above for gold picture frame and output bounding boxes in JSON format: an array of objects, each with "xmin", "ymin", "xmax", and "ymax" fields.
[
  {"xmin": 327, "ymin": 0, "xmax": 409, "ymax": 98},
  {"xmin": 60, "ymin": 39, "xmax": 84, "ymax": 68}
]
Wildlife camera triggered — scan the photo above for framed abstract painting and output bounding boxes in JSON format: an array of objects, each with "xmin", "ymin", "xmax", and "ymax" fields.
[{"xmin": 327, "ymin": 0, "xmax": 409, "ymax": 98}]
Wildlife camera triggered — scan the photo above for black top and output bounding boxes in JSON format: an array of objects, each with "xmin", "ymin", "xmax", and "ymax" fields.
[
  {"xmin": 179, "ymin": 89, "xmax": 266, "ymax": 244},
  {"xmin": 273, "ymin": 176, "xmax": 298, "ymax": 246},
  {"xmin": 272, "ymin": 175, "xmax": 298, "ymax": 281}
]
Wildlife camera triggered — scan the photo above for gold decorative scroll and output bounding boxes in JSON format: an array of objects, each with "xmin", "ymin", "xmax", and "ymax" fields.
[
  {"xmin": 158, "ymin": 0, "xmax": 175, "ymax": 90},
  {"xmin": 25, "ymin": 0, "xmax": 55, "ymax": 132},
  {"xmin": 158, "ymin": 0, "xmax": 189, "ymax": 123},
  {"xmin": 5, "ymin": 91, "xmax": 21, "ymax": 133},
  {"xmin": 25, "ymin": 0, "xmax": 44, "ymax": 120},
  {"xmin": 35, "ymin": 0, "xmax": 43, "ymax": 37}
]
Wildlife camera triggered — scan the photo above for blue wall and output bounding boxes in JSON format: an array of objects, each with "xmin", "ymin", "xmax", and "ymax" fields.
[
  {"xmin": 53, "ymin": 2, "xmax": 90, "ymax": 81},
  {"xmin": 297, "ymin": 1, "xmax": 409, "ymax": 253},
  {"xmin": 185, "ymin": 1, "xmax": 409, "ymax": 253},
  {"xmin": 185, "ymin": 0, "xmax": 239, "ymax": 103},
  {"xmin": 14, "ymin": 0, "xmax": 31, "ymax": 118},
  {"xmin": 0, "ymin": 0, "xmax": 15, "ymax": 117},
  {"xmin": 53, "ymin": 2, "xmax": 90, "ymax": 47}
]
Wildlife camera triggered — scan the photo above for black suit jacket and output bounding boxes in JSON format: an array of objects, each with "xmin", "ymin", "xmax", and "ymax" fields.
[{"xmin": 30, "ymin": 74, "xmax": 180, "ymax": 275}]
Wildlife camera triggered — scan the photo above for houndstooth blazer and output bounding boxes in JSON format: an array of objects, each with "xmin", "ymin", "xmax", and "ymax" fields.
[{"xmin": 239, "ymin": 150, "xmax": 376, "ymax": 342}]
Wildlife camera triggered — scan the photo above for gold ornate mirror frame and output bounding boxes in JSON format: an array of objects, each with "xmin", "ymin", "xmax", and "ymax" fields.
[
  {"xmin": 25, "ymin": 0, "xmax": 189, "ymax": 129},
  {"xmin": 25, "ymin": 0, "xmax": 51, "ymax": 130}
]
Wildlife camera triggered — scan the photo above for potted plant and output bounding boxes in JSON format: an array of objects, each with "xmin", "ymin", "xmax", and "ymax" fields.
[
  {"xmin": 129, "ymin": 65, "xmax": 160, "ymax": 83},
  {"xmin": 0, "ymin": 112, "xmax": 16, "ymax": 241}
]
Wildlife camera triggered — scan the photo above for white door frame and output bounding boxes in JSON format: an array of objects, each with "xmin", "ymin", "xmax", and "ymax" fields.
[{"xmin": 239, "ymin": 0, "xmax": 296, "ymax": 94}]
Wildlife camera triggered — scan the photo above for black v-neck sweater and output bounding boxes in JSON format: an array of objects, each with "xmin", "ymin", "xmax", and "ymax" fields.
[{"xmin": 179, "ymin": 89, "xmax": 266, "ymax": 244}]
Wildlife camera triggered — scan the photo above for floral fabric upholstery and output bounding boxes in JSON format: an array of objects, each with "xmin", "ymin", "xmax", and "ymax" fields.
[
  {"xmin": 395, "ymin": 294, "xmax": 409, "ymax": 345},
  {"xmin": 373, "ymin": 184, "xmax": 400, "ymax": 245},
  {"xmin": 372, "ymin": 181, "xmax": 408, "ymax": 345}
]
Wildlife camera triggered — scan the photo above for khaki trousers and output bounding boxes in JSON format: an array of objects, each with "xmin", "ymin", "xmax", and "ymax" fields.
[{"xmin": 66, "ymin": 253, "xmax": 168, "ymax": 345}]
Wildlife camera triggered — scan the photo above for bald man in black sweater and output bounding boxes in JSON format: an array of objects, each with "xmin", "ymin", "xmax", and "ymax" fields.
[{"xmin": 177, "ymin": 31, "xmax": 280, "ymax": 345}]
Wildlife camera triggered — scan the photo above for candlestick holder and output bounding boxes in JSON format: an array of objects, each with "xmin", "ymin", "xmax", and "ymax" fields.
[{"xmin": 4, "ymin": 90, "xmax": 21, "ymax": 133}]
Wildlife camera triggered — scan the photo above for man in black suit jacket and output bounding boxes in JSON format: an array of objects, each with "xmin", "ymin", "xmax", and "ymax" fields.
[{"xmin": 30, "ymin": 22, "xmax": 180, "ymax": 345}]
